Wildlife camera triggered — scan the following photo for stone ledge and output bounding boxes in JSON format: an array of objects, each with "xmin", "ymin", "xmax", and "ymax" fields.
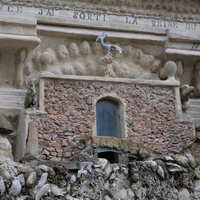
[
  {"xmin": 40, "ymin": 72, "xmax": 180, "ymax": 87},
  {"xmin": 165, "ymin": 48, "xmax": 200, "ymax": 57},
  {"xmin": 0, "ymin": 34, "xmax": 40, "ymax": 49}
]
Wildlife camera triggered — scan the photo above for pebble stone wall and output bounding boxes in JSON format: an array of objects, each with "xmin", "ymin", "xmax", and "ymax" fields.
[{"xmin": 31, "ymin": 78, "xmax": 195, "ymax": 161}]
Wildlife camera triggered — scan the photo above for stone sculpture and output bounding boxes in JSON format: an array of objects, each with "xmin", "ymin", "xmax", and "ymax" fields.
[
  {"xmin": 175, "ymin": 60, "xmax": 183, "ymax": 82},
  {"xmin": 103, "ymin": 54, "xmax": 118, "ymax": 78},
  {"xmin": 192, "ymin": 60, "xmax": 200, "ymax": 97},
  {"xmin": 92, "ymin": 42, "xmax": 104, "ymax": 55},
  {"xmin": 96, "ymin": 33, "xmax": 123, "ymax": 55},
  {"xmin": 80, "ymin": 41, "xmax": 92, "ymax": 56},
  {"xmin": 159, "ymin": 61, "xmax": 178, "ymax": 82},
  {"xmin": 40, "ymin": 48, "xmax": 62, "ymax": 74},
  {"xmin": 30, "ymin": 39, "xmax": 161, "ymax": 79},
  {"xmin": 14, "ymin": 48, "xmax": 27, "ymax": 89},
  {"xmin": 68, "ymin": 42, "xmax": 80, "ymax": 58},
  {"xmin": 56, "ymin": 44, "xmax": 69, "ymax": 61},
  {"xmin": 32, "ymin": 51, "xmax": 42, "ymax": 72},
  {"xmin": 39, "ymin": 50, "xmax": 54, "ymax": 71},
  {"xmin": 96, "ymin": 33, "xmax": 123, "ymax": 78},
  {"xmin": 24, "ymin": 78, "xmax": 37, "ymax": 110},
  {"xmin": 180, "ymin": 84, "xmax": 194, "ymax": 113}
]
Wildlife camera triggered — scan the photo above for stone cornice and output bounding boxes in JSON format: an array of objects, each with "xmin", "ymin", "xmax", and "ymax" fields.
[
  {"xmin": 40, "ymin": 72, "xmax": 180, "ymax": 87},
  {"xmin": 2, "ymin": 0, "xmax": 200, "ymax": 21}
]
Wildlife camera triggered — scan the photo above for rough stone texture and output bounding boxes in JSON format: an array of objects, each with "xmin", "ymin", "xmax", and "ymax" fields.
[
  {"xmin": 31, "ymin": 79, "xmax": 195, "ymax": 161},
  {"xmin": 0, "ymin": 135, "xmax": 13, "ymax": 161},
  {"xmin": 178, "ymin": 188, "xmax": 190, "ymax": 200},
  {"xmin": 0, "ymin": 153, "xmax": 199, "ymax": 199},
  {"xmin": 0, "ymin": 113, "xmax": 14, "ymax": 135},
  {"xmin": 0, "ymin": 114, "xmax": 14, "ymax": 161}
]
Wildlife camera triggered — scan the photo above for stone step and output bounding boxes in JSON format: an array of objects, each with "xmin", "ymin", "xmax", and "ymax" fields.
[
  {"xmin": 0, "ymin": 95, "xmax": 25, "ymax": 102},
  {"xmin": 187, "ymin": 105, "xmax": 200, "ymax": 112},
  {"xmin": 0, "ymin": 107, "xmax": 23, "ymax": 116},
  {"xmin": 0, "ymin": 101, "xmax": 24, "ymax": 108},
  {"xmin": 0, "ymin": 88, "xmax": 27, "ymax": 109},
  {"xmin": 187, "ymin": 111, "xmax": 200, "ymax": 119},
  {"xmin": 0, "ymin": 88, "xmax": 27, "ymax": 96},
  {"xmin": 189, "ymin": 99, "xmax": 200, "ymax": 106}
]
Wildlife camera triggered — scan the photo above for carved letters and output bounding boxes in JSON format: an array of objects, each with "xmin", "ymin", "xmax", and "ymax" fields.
[{"xmin": 0, "ymin": 4, "xmax": 198, "ymax": 31}]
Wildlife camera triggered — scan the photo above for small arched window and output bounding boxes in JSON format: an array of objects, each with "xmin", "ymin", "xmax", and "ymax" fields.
[
  {"xmin": 96, "ymin": 98, "xmax": 121, "ymax": 163},
  {"xmin": 96, "ymin": 98, "xmax": 121, "ymax": 138}
]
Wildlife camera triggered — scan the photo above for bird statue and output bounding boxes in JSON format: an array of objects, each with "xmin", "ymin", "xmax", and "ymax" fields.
[{"xmin": 96, "ymin": 33, "xmax": 123, "ymax": 55}]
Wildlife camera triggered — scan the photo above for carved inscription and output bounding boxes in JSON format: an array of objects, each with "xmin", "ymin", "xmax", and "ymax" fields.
[
  {"xmin": 151, "ymin": 19, "xmax": 178, "ymax": 28},
  {"xmin": 125, "ymin": 17, "xmax": 138, "ymax": 25},
  {"xmin": 73, "ymin": 12, "xmax": 106, "ymax": 21},
  {"xmin": 38, "ymin": 8, "xmax": 54, "ymax": 16},
  {"xmin": 186, "ymin": 22, "xmax": 197, "ymax": 30},
  {"xmin": 192, "ymin": 43, "xmax": 200, "ymax": 49},
  {"xmin": 0, "ymin": 5, "xmax": 23, "ymax": 13},
  {"xmin": 0, "ymin": 4, "xmax": 199, "ymax": 32}
]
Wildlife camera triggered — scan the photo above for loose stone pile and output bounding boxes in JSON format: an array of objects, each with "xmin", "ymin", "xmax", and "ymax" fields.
[{"xmin": 0, "ymin": 152, "xmax": 200, "ymax": 199}]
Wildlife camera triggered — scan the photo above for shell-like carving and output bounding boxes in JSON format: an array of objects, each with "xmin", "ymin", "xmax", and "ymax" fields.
[
  {"xmin": 157, "ymin": 165, "xmax": 165, "ymax": 179},
  {"xmin": 163, "ymin": 156, "xmax": 174, "ymax": 162},
  {"xmin": 185, "ymin": 153, "xmax": 196, "ymax": 168},
  {"xmin": 34, "ymin": 172, "xmax": 48, "ymax": 195},
  {"xmin": 9, "ymin": 179, "xmax": 22, "ymax": 196},
  {"xmin": 36, "ymin": 172, "xmax": 48, "ymax": 188},
  {"xmin": 144, "ymin": 160, "xmax": 158, "ymax": 172},
  {"xmin": 35, "ymin": 184, "xmax": 50, "ymax": 200},
  {"xmin": 166, "ymin": 163, "xmax": 182, "ymax": 172},
  {"xmin": 173, "ymin": 155, "xmax": 190, "ymax": 168}
]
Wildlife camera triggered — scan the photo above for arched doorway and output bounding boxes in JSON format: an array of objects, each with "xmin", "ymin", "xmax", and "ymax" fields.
[{"xmin": 96, "ymin": 98, "xmax": 121, "ymax": 163}]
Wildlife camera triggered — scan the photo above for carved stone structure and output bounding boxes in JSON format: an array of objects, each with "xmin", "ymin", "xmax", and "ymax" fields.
[
  {"xmin": 96, "ymin": 33, "xmax": 123, "ymax": 55},
  {"xmin": 102, "ymin": 54, "xmax": 117, "ymax": 78},
  {"xmin": 0, "ymin": 0, "xmax": 200, "ymax": 199},
  {"xmin": 180, "ymin": 84, "xmax": 194, "ymax": 113}
]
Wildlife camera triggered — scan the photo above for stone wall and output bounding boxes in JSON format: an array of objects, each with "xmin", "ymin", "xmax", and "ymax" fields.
[{"xmin": 31, "ymin": 75, "xmax": 195, "ymax": 161}]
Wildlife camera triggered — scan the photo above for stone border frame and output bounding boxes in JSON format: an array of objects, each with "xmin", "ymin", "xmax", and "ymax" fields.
[{"xmin": 94, "ymin": 92, "xmax": 127, "ymax": 138}]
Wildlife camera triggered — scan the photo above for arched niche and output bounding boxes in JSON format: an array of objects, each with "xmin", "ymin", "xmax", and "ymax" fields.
[
  {"xmin": 96, "ymin": 98, "xmax": 121, "ymax": 138},
  {"xmin": 95, "ymin": 96, "xmax": 126, "ymax": 163}
]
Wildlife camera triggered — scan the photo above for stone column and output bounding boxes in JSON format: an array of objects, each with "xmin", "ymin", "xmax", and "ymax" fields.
[{"xmin": 14, "ymin": 48, "xmax": 27, "ymax": 89}]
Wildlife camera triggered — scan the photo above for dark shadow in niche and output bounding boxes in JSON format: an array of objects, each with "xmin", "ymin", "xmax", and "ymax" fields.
[
  {"xmin": 98, "ymin": 149, "xmax": 119, "ymax": 164},
  {"xmin": 96, "ymin": 98, "xmax": 121, "ymax": 163}
]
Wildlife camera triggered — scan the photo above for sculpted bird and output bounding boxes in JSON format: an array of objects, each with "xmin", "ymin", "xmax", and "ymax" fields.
[{"xmin": 96, "ymin": 33, "xmax": 123, "ymax": 55}]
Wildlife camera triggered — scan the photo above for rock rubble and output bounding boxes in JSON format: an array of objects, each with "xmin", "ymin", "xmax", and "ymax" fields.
[{"xmin": 0, "ymin": 152, "xmax": 200, "ymax": 199}]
